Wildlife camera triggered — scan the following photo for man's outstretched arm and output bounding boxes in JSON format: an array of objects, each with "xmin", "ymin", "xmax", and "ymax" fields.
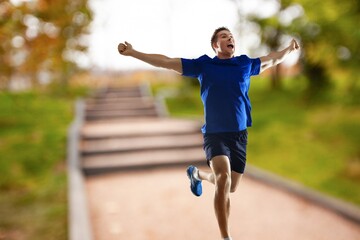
[
  {"xmin": 118, "ymin": 41, "xmax": 182, "ymax": 74},
  {"xmin": 259, "ymin": 39, "xmax": 300, "ymax": 73}
]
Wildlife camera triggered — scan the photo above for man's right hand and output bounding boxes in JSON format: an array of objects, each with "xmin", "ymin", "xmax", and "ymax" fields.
[{"xmin": 118, "ymin": 41, "xmax": 133, "ymax": 56}]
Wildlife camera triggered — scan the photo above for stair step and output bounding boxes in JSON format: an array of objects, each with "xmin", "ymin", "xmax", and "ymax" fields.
[
  {"xmin": 86, "ymin": 102, "xmax": 156, "ymax": 111},
  {"xmin": 82, "ymin": 147, "xmax": 205, "ymax": 175},
  {"xmin": 86, "ymin": 96, "xmax": 152, "ymax": 105},
  {"xmin": 81, "ymin": 118, "xmax": 202, "ymax": 139},
  {"xmin": 85, "ymin": 108, "xmax": 158, "ymax": 117},
  {"xmin": 81, "ymin": 133, "xmax": 203, "ymax": 155},
  {"xmin": 94, "ymin": 91, "xmax": 142, "ymax": 99},
  {"xmin": 85, "ymin": 110, "xmax": 159, "ymax": 120}
]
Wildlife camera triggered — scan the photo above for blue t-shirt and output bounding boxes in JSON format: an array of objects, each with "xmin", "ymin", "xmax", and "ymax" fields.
[{"xmin": 181, "ymin": 54, "xmax": 261, "ymax": 133}]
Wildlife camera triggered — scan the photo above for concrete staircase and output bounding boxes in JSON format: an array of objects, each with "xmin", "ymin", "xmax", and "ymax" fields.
[
  {"xmin": 80, "ymin": 85, "xmax": 205, "ymax": 176},
  {"xmin": 84, "ymin": 86, "xmax": 159, "ymax": 120}
]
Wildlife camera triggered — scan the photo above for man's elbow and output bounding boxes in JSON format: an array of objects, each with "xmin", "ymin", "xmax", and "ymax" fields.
[
  {"xmin": 260, "ymin": 61, "xmax": 273, "ymax": 73},
  {"xmin": 259, "ymin": 66, "xmax": 267, "ymax": 73},
  {"xmin": 165, "ymin": 58, "xmax": 182, "ymax": 74}
]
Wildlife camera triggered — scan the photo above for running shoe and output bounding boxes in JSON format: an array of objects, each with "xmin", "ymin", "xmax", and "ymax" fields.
[{"xmin": 186, "ymin": 165, "xmax": 202, "ymax": 197}]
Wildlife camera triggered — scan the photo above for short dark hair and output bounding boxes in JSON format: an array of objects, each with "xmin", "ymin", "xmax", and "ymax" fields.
[{"xmin": 211, "ymin": 27, "xmax": 230, "ymax": 52}]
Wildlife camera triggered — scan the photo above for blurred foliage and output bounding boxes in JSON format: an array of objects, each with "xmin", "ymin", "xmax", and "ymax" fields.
[
  {"xmin": 0, "ymin": 0, "xmax": 92, "ymax": 90},
  {"xmin": 232, "ymin": 0, "xmax": 360, "ymax": 98},
  {"xmin": 292, "ymin": 0, "xmax": 360, "ymax": 97},
  {"xmin": 0, "ymin": 86, "xmax": 89, "ymax": 239}
]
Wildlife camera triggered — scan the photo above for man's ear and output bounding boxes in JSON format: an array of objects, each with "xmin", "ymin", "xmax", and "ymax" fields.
[{"xmin": 212, "ymin": 42, "xmax": 218, "ymax": 51}]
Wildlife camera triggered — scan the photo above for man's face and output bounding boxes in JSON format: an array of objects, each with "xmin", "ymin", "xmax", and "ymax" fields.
[{"xmin": 213, "ymin": 30, "xmax": 235, "ymax": 57}]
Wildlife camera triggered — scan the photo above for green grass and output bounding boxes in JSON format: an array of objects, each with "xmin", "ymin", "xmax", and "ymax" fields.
[
  {"xmin": 2, "ymin": 78, "xmax": 358, "ymax": 239},
  {"xmin": 249, "ymin": 88, "xmax": 360, "ymax": 205},
  {"xmin": 0, "ymin": 87, "xmax": 87, "ymax": 239},
  {"xmin": 158, "ymin": 78, "xmax": 360, "ymax": 206}
]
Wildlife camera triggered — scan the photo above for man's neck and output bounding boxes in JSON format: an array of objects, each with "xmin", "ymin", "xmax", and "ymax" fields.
[{"xmin": 216, "ymin": 52, "xmax": 234, "ymax": 59}]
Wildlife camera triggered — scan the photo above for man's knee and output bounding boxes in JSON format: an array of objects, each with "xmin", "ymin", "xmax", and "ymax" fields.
[
  {"xmin": 230, "ymin": 184, "xmax": 237, "ymax": 193},
  {"xmin": 230, "ymin": 173, "xmax": 242, "ymax": 193},
  {"xmin": 211, "ymin": 155, "xmax": 232, "ymax": 190},
  {"xmin": 215, "ymin": 172, "xmax": 231, "ymax": 189}
]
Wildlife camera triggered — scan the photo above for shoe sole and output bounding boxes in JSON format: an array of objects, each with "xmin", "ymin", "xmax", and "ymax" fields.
[{"xmin": 186, "ymin": 166, "xmax": 202, "ymax": 197}]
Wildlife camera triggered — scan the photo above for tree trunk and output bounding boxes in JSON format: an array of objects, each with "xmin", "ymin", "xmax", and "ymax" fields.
[{"xmin": 270, "ymin": 64, "xmax": 282, "ymax": 89}]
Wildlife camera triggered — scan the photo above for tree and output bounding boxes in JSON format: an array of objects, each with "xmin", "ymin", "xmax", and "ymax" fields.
[
  {"xmin": 232, "ymin": 0, "xmax": 301, "ymax": 89},
  {"xmin": 0, "ymin": 0, "xmax": 92, "ymax": 90},
  {"xmin": 231, "ymin": 0, "xmax": 360, "ymax": 96},
  {"xmin": 293, "ymin": 0, "xmax": 360, "ymax": 96}
]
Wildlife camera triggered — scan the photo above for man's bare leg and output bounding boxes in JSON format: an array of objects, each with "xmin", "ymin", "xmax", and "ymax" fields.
[
  {"xmin": 198, "ymin": 168, "xmax": 242, "ymax": 192},
  {"xmin": 230, "ymin": 171, "xmax": 242, "ymax": 193},
  {"xmin": 198, "ymin": 169, "xmax": 215, "ymax": 184},
  {"xmin": 191, "ymin": 158, "xmax": 243, "ymax": 239},
  {"xmin": 209, "ymin": 155, "xmax": 232, "ymax": 239}
]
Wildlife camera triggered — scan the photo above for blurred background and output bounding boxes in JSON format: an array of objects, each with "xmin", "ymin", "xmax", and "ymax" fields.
[{"xmin": 0, "ymin": 0, "xmax": 359, "ymax": 239}]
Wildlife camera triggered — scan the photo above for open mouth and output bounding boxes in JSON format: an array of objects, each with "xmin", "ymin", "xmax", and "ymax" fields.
[{"xmin": 227, "ymin": 44, "xmax": 234, "ymax": 49}]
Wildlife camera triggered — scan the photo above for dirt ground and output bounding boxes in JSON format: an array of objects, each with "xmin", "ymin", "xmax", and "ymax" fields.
[{"xmin": 85, "ymin": 167, "xmax": 360, "ymax": 240}]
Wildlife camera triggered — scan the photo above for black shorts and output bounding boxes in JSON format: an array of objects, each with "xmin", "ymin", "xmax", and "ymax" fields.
[{"xmin": 203, "ymin": 130, "xmax": 248, "ymax": 173}]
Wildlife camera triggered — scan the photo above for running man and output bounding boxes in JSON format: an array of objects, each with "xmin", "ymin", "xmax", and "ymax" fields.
[{"xmin": 118, "ymin": 27, "xmax": 300, "ymax": 240}]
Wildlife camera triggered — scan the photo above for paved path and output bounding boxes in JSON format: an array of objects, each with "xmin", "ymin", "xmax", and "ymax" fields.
[
  {"xmin": 86, "ymin": 169, "xmax": 360, "ymax": 240},
  {"xmin": 79, "ymin": 85, "xmax": 360, "ymax": 239}
]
